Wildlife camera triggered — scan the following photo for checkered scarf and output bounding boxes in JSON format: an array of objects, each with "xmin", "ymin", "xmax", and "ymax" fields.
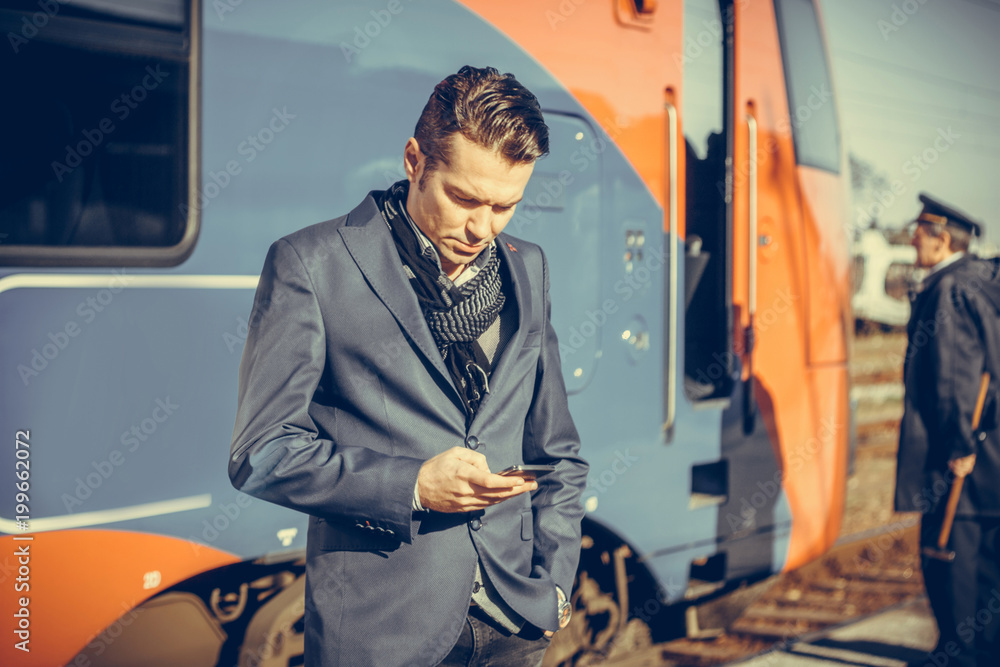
[{"xmin": 379, "ymin": 181, "xmax": 505, "ymax": 417}]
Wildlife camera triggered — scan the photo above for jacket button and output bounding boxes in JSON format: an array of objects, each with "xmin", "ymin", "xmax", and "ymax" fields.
[
  {"xmin": 470, "ymin": 518, "xmax": 482, "ymax": 531},
  {"xmin": 466, "ymin": 435, "xmax": 480, "ymax": 450},
  {"xmin": 472, "ymin": 582, "xmax": 482, "ymax": 594}
]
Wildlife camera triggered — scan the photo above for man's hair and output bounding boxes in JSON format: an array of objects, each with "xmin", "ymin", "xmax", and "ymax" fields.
[
  {"xmin": 413, "ymin": 65, "xmax": 549, "ymax": 185},
  {"xmin": 922, "ymin": 221, "xmax": 972, "ymax": 253}
]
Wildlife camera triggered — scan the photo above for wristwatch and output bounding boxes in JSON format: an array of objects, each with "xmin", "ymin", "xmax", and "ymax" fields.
[{"xmin": 556, "ymin": 585, "xmax": 572, "ymax": 629}]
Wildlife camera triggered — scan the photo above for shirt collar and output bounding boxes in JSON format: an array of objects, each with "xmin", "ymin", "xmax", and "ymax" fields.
[
  {"xmin": 394, "ymin": 194, "xmax": 494, "ymax": 288},
  {"xmin": 927, "ymin": 251, "xmax": 964, "ymax": 276}
]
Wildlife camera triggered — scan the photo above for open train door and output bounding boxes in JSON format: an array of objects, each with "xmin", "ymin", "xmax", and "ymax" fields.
[
  {"xmin": 728, "ymin": 0, "xmax": 849, "ymax": 574},
  {"xmin": 677, "ymin": 0, "xmax": 850, "ymax": 637}
]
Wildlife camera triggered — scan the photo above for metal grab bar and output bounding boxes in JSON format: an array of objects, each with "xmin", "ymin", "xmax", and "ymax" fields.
[
  {"xmin": 743, "ymin": 112, "xmax": 758, "ymax": 435},
  {"xmin": 664, "ymin": 100, "xmax": 679, "ymax": 438}
]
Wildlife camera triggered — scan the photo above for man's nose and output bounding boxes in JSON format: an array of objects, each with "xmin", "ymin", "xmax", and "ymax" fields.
[{"xmin": 467, "ymin": 207, "xmax": 493, "ymax": 241}]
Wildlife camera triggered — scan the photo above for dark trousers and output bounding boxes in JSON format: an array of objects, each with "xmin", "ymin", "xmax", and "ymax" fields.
[
  {"xmin": 438, "ymin": 605, "xmax": 550, "ymax": 667},
  {"xmin": 920, "ymin": 515, "xmax": 1000, "ymax": 667}
]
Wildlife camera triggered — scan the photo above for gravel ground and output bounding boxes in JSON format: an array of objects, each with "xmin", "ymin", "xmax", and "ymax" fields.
[{"xmin": 843, "ymin": 331, "xmax": 910, "ymax": 537}]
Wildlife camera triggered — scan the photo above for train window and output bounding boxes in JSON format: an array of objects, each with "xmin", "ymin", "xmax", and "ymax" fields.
[
  {"xmin": 0, "ymin": 0, "xmax": 197, "ymax": 266},
  {"xmin": 773, "ymin": 0, "xmax": 841, "ymax": 173}
]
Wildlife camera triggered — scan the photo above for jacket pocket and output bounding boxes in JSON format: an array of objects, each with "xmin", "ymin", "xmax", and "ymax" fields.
[{"xmin": 521, "ymin": 510, "xmax": 533, "ymax": 540}]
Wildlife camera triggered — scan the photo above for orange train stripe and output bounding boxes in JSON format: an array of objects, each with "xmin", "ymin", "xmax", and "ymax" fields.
[{"xmin": 1, "ymin": 530, "xmax": 238, "ymax": 667}]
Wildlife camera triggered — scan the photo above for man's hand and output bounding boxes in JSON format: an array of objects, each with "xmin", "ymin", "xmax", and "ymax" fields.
[
  {"xmin": 417, "ymin": 447, "xmax": 536, "ymax": 513},
  {"xmin": 949, "ymin": 453, "xmax": 976, "ymax": 478}
]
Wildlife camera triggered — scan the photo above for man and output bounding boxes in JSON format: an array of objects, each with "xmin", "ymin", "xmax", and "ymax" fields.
[
  {"xmin": 229, "ymin": 66, "xmax": 588, "ymax": 666},
  {"xmin": 895, "ymin": 193, "xmax": 1000, "ymax": 667}
]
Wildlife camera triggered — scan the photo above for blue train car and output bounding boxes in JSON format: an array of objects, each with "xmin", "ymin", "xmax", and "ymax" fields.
[{"xmin": 0, "ymin": 0, "xmax": 850, "ymax": 664}]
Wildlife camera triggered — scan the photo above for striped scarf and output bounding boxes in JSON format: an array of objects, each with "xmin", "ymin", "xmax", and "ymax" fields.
[{"xmin": 379, "ymin": 181, "xmax": 505, "ymax": 418}]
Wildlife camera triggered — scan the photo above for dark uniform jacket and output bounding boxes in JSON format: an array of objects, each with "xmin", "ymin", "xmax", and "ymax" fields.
[{"xmin": 895, "ymin": 255, "xmax": 1000, "ymax": 516}]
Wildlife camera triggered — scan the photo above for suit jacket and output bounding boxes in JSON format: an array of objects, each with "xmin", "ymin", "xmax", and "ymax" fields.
[
  {"xmin": 229, "ymin": 191, "xmax": 588, "ymax": 666},
  {"xmin": 895, "ymin": 255, "xmax": 1000, "ymax": 517}
]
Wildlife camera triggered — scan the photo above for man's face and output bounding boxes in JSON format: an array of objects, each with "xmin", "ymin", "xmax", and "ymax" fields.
[
  {"xmin": 910, "ymin": 222, "xmax": 951, "ymax": 268},
  {"xmin": 403, "ymin": 133, "xmax": 534, "ymax": 280}
]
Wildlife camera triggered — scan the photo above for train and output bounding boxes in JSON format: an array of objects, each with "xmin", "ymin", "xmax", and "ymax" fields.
[{"xmin": 0, "ymin": 0, "xmax": 851, "ymax": 664}]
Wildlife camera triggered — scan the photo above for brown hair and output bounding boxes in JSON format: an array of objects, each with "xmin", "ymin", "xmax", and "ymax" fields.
[{"xmin": 413, "ymin": 65, "xmax": 548, "ymax": 185}]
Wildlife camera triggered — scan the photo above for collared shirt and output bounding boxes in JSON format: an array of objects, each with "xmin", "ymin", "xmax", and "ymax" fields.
[
  {"xmin": 927, "ymin": 251, "xmax": 965, "ymax": 277},
  {"xmin": 912, "ymin": 252, "xmax": 965, "ymax": 301},
  {"xmin": 390, "ymin": 196, "xmax": 525, "ymax": 632},
  {"xmin": 387, "ymin": 188, "xmax": 494, "ymax": 288}
]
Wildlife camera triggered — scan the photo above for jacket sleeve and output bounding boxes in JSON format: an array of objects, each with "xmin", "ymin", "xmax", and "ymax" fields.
[
  {"xmin": 931, "ymin": 281, "xmax": 992, "ymax": 461},
  {"xmin": 522, "ymin": 249, "xmax": 589, "ymax": 596},
  {"xmin": 229, "ymin": 238, "xmax": 424, "ymax": 541}
]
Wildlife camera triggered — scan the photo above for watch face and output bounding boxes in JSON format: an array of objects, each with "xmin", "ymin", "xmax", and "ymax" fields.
[{"xmin": 558, "ymin": 601, "xmax": 572, "ymax": 628}]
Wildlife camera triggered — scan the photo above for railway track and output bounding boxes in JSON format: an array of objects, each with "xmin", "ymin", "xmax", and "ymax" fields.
[{"xmin": 652, "ymin": 524, "xmax": 923, "ymax": 666}]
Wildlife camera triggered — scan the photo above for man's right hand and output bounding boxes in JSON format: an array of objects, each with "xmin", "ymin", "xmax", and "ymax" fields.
[
  {"xmin": 949, "ymin": 453, "xmax": 976, "ymax": 478},
  {"xmin": 417, "ymin": 447, "xmax": 537, "ymax": 513}
]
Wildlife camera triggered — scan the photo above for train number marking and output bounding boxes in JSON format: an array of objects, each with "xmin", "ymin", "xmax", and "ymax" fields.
[{"xmin": 143, "ymin": 570, "xmax": 162, "ymax": 589}]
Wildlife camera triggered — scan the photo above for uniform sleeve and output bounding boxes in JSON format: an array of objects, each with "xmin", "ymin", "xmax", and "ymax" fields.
[
  {"xmin": 930, "ymin": 282, "xmax": 991, "ymax": 461},
  {"xmin": 229, "ymin": 238, "xmax": 424, "ymax": 541},
  {"xmin": 522, "ymin": 249, "xmax": 589, "ymax": 595}
]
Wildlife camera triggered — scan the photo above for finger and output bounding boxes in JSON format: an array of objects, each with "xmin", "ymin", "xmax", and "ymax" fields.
[
  {"xmin": 447, "ymin": 447, "xmax": 488, "ymax": 468},
  {"xmin": 473, "ymin": 481, "xmax": 538, "ymax": 500},
  {"xmin": 467, "ymin": 470, "xmax": 524, "ymax": 489}
]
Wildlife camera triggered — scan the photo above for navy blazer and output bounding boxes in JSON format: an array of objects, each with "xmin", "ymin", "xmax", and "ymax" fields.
[{"xmin": 229, "ymin": 192, "xmax": 588, "ymax": 666}]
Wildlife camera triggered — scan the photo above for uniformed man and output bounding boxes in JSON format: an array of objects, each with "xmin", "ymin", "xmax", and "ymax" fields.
[{"xmin": 895, "ymin": 193, "xmax": 1000, "ymax": 667}]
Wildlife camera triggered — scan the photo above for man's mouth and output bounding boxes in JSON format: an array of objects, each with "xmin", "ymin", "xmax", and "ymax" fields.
[{"xmin": 454, "ymin": 241, "xmax": 487, "ymax": 254}]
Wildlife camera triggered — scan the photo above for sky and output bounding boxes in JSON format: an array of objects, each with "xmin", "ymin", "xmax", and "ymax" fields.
[{"xmin": 820, "ymin": 0, "xmax": 1000, "ymax": 238}]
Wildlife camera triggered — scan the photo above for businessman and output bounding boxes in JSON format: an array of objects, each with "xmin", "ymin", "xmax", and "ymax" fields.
[{"xmin": 230, "ymin": 66, "xmax": 588, "ymax": 666}]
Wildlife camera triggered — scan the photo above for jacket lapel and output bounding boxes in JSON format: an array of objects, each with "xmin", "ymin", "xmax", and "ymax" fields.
[
  {"xmin": 337, "ymin": 195, "xmax": 462, "ymax": 406},
  {"xmin": 474, "ymin": 234, "xmax": 531, "ymax": 415},
  {"xmin": 338, "ymin": 197, "xmax": 533, "ymax": 418}
]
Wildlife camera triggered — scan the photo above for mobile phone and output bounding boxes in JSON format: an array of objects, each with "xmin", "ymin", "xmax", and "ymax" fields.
[{"xmin": 498, "ymin": 464, "xmax": 556, "ymax": 480}]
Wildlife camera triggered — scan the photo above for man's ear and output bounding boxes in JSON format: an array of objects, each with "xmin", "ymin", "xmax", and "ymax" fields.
[
  {"xmin": 403, "ymin": 138, "xmax": 423, "ymax": 185},
  {"xmin": 939, "ymin": 228, "xmax": 953, "ymax": 253}
]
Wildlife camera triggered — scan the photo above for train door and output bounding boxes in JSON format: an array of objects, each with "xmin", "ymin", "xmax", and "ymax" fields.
[
  {"xmin": 725, "ymin": 0, "xmax": 848, "ymax": 573},
  {"xmin": 675, "ymin": 0, "xmax": 845, "ymax": 601},
  {"xmin": 676, "ymin": 0, "xmax": 791, "ymax": 605}
]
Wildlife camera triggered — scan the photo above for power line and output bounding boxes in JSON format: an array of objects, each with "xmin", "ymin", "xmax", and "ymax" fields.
[
  {"xmin": 840, "ymin": 89, "xmax": 1000, "ymax": 124},
  {"xmin": 955, "ymin": 0, "xmax": 1000, "ymax": 13},
  {"xmin": 834, "ymin": 49, "xmax": 1000, "ymax": 100},
  {"xmin": 847, "ymin": 129, "xmax": 1000, "ymax": 156},
  {"xmin": 842, "ymin": 99, "xmax": 1000, "ymax": 131}
]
